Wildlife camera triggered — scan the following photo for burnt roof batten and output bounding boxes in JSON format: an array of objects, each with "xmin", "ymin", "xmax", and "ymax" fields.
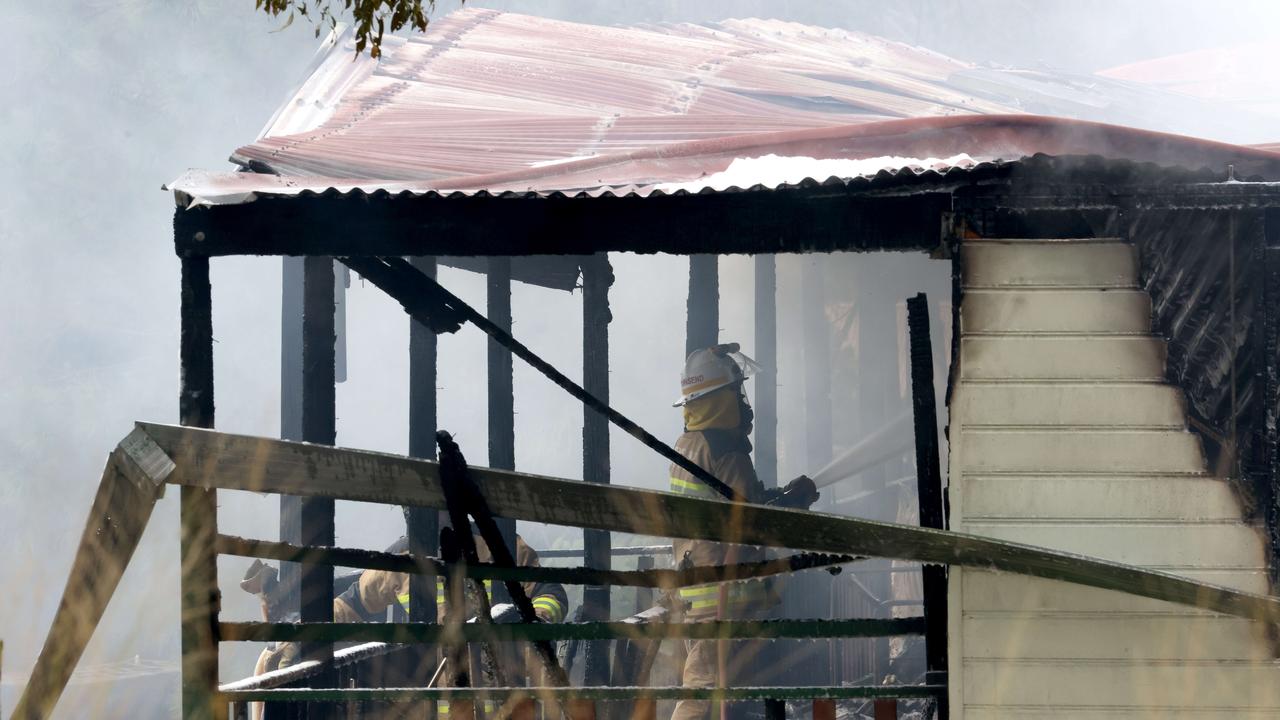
[{"xmin": 172, "ymin": 185, "xmax": 958, "ymax": 258}]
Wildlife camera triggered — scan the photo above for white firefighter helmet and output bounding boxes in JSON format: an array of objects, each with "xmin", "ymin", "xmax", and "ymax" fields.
[{"xmin": 674, "ymin": 343, "xmax": 762, "ymax": 407}]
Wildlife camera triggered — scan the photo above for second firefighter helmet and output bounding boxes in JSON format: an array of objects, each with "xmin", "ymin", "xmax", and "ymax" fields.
[{"xmin": 674, "ymin": 342, "xmax": 762, "ymax": 406}]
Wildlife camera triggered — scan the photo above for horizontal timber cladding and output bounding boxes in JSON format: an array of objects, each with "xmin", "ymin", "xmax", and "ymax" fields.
[
  {"xmin": 172, "ymin": 188, "xmax": 952, "ymax": 257},
  {"xmin": 137, "ymin": 422, "xmax": 1280, "ymax": 622}
]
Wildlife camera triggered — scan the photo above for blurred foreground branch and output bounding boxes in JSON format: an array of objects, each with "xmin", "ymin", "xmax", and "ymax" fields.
[{"xmin": 255, "ymin": 0, "xmax": 443, "ymax": 57}]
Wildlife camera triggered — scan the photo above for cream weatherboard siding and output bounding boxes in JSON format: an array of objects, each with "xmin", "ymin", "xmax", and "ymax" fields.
[{"xmin": 949, "ymin": 238, "xmax": 1280, "ymax": 718}]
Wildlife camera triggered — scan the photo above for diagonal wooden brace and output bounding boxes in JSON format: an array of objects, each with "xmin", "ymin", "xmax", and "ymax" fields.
[{"xmin": 12, "ymin": 428, "xmax": 173, "ymax": 720}]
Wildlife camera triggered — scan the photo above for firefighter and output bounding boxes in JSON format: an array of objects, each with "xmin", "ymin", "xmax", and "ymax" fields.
[
  {"xmin": 668, "ymin": 343, "xmax": 818, "ymax": 720},
  {"xmin": 333, "ymin": 527, "xmax": 568, "ymax": 626},
  {"xmin": 243, "ymin": 527, "xmax": 568, "ymax": 683}
]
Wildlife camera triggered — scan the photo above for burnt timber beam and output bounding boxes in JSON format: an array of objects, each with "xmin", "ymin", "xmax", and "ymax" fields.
[
  {"xmin": 582, "ymin": 253, "xmax": 613, "ymax": 687},
  {"xmin": 178, "ymin": 256, "xmax": 225, "ymax": 720},
  {"xmin": 138, "ymin": 422, "xmax": 1280, "ymax": 624},
  {"xmin": 10, "ymin": 431, "xmax": 171, "ymax": 720},
  {"xmin": 957, "ymin": 183, "xmax": 1280, "ymax": 213},
  {"xmin": 220, "ymin": 618, "xmax": 926, "ymax": 644},
  {"xmin": 214, "ymin": 534, "xmax": 852, "ymax": 589},
  {"xmin": 406, "ymin": 255, "xmax": 440, "ymax": 693},
  {"xmin": 754, "ymin": 255, "xmax": 778, "ymax": 488},
  {"xmin": 173, "ymin": 190, "xmax": 952, "ymax": 257},
  {"xmin": 223, "ymin": 683, "xmax": 946, "ymax": 704},
  {"xmin": 906, "ymin": 294, "xmax": 948, "ymax": 719},
  {"xmin": 686, "ymin": 255, "xmax": 718, "ymax": 356},
  {"xmin": 299, "ymin": 257, "xmax": 337, "ymax": 715},
  {"xmin": 278, "ymin": 258, "xmax": 304, "ymax": 617},
  {"xmin": 486, "ymin": 256, "xmax": 518, "ymax": 598}
]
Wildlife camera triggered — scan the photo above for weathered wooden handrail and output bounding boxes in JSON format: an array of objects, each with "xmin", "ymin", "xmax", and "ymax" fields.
[
  {"xmin": 217, "ymin": 642, "xmax": 399, "ymax": 692},
  {"xmin": 219, "ymin": 618, "xmax": 925, "ymax": 644},
  {"xmin": 220, "ymin": 684, "xmax": 947, "ymax": 703},
  {"xmin": 21, "ymin": 421, "xmax": 1280, "ymax": 720},
  {"xmin": 143, "ymin": 422, "xmax": 1280, "ymax": 624},
  {"xmin": 537, "ymin": 545, "xmax": 672, "ymax": 558},
  {"xmin": 216, "ymin": 534, "xmax": 855, "ymax": 589}
]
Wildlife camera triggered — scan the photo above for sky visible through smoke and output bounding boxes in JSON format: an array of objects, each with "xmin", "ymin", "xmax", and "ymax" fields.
[{"xmin": 3, "ymin": 1, "xmax": 1279, "ymax": 717}]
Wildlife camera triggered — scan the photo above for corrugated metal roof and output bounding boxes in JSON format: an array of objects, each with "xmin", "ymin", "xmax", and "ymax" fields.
[
  {"xmin": 232, "ymin": 9, "xmax": 1016, "ymax": 180},
  {"xmin": 1100, "ymin": 43, "xmax": 1278, "ymax": 102},
  {"xmin": 170, "ymin": 8, "xmax": 1280, "ymax": 207},
  {"xmin": 169, "ymin": 155, "xmax": 1000, "ymax": 207}
]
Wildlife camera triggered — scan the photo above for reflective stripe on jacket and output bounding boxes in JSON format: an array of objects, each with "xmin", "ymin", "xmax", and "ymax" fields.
[
  {"xmin": 344, "ymin": 532, "xmax": 568, "ymax": 623},
  {"xmin": 392, "ymin": 579, "xmax": 565, "ymax": 623}
]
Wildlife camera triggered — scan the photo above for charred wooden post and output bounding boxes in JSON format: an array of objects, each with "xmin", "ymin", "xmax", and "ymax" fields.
[
  {"xmin": 872, "ymin": 698, "xmax": 897, "ymax": 720},
  {"xmin": 754, "ymin": 254, "xmax": 778, "ymax": 488},
  {"xmin": 179, "ymin": 255, "xmax": 225, "ymax": 720},
  {"xmin": 686, "ymin": 255, "xmax": 719, "ymax": 356},
  {"xmin": 300, "ymin": 257, "xmax": 337, "ymax": 709},
  {"xmin": 279, "ymin": 257, "xmax": 304, "ymax": 614},
  {"xmin": 487, "ymin": 256, "xmax": 518, "ymax": 602},
  {"xmin": 906, "ymin": 294, "xmax": 948, "ymax": 719},
  {"xmin": 409, "ymin": 256, "xmax": 441, "ymax": 712},
  {"xmin": 582, "ymin": 253, "xmax": 615, "ymax": 688}
]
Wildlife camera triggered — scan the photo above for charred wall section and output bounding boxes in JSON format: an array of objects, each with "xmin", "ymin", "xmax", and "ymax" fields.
[{"xmin": 1131, "ymin": 208, "xmax": 1280, "ymax": 584}]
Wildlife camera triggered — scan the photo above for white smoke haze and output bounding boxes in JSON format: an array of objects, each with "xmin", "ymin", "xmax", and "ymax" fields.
[{"xmin": 4, "ymin": 1, "xmax": 1279, "ymax": 716}]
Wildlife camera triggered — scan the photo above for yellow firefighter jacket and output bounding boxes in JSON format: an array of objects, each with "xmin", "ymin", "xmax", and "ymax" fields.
[
  {"xmin": 669, "ymin": 388, "xmax": 774, "ymax": 619},
  {"xmin": 334, "ymin": 531, "xmax": 567, "ymax": 624}
]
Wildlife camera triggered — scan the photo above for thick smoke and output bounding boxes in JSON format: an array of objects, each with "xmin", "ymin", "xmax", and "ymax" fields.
[{"xmin": 4, "ymin": 1, "xmax": 1278, "ymax": 716}]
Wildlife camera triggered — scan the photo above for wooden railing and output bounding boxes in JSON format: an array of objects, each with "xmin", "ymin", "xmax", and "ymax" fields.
[{"xmin": 18, "ymin": 420, "xmax": 1280, "ymax": 719}]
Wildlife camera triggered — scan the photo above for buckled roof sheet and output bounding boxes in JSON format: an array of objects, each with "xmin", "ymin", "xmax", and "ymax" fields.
[{"xmin": 169, "ymin": 9, "xmax": 1280, "ymax": 207}]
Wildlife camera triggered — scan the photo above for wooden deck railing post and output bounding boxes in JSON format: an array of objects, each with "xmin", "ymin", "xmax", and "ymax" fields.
[
  {"xmin": 300, "ymin": 256, "xmax": 337, "ymax": 716},
  {"xmin": 279, "ymin": 256, "xmax": 304, "ymax": 616},
  {"xmin": 872, "ymin": 698, "xmax": 897, "ymax": 720},
  {"xmin": 487, "ymin": 255, "xmax": 518, "ymax": 588},
  {"xmin": 179, "ymin": 255, "xmax": 226, "ymax": 720},
  {"xmin": 409, "ymin": 255, "xmax": 442, "ymax": 718},
  {"xmin": 583, "ymin": 253, "xmax": 614, "ymax": 688}
]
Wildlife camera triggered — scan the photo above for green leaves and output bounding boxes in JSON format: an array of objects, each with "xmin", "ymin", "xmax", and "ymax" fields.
[{"xmin": 255, "ymin": 1, "xmax": 442, "ymax": 58}]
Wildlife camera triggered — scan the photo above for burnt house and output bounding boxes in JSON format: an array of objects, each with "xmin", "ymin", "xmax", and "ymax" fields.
[{"xmin": 16, "ymin": 10, "xmax": 1280, "ymax": 720}]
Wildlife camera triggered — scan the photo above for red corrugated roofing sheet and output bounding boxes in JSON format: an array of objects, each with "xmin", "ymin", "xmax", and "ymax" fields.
[
  {"xmin": 171, "ymin": 9, "xmax": 1280, "ymax": 206},
  {"xmin": 230, "ymin": 8, "xmax": 1019, "ymax": 182}
]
